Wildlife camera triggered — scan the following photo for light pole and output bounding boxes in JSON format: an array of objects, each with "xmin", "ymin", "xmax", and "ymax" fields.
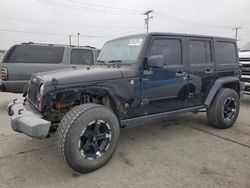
[{"xmin": 143, "ymin": 10, "xmax": 153, "ymax": 33}]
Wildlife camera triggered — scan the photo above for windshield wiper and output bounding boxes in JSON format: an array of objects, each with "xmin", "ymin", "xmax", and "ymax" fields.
[
  {"xmin": 108, "ymin": 60, "xmax": 122, "ymax": 63},
  {"xmin": 108, "ymin": 60, "xmax": 132, "ymax": 66},
  {"xmin": 96, "ymin": 60, "xmax": 106, "ymax": 64}
]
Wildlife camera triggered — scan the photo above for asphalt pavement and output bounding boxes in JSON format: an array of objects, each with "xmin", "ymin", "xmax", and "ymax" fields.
[{"xmin": 0, "ymin": 92, "xmax": 249, "ymax": 188}]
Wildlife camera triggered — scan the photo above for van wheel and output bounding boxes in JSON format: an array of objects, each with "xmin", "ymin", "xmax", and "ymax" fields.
[
  {"xmin": 207, "ymin": 88, "xmax": 240, "ymax": 129},
  {"xmin": 55, "ymin": 104, "xmax": 120, "ymax": 173}
]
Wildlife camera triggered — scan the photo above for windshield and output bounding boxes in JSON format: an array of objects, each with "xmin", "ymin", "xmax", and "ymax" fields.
[
  {"xmin": 240, "ymin": 42, "xmax": 250, "ymax": 51},
  {"xmin": 97, "ymin": 36, "xmax": 145, "ymax": 62}
]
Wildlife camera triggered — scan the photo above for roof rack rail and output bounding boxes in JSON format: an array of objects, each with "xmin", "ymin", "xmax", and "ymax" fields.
[{"xmin": 19, "ymin": 42, "xmax": 97, "ymax": 49}]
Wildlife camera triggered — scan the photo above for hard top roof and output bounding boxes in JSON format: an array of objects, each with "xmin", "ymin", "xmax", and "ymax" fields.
[{"xmin": 109, "ymin": 32, "xmax": 235, "ymax": 42}]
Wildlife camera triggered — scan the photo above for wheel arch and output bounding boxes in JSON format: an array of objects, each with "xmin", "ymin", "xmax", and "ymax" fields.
[
  {"xmin": 204, "ymin": 77, "xmax": 241, "ymax": 107},
  {"xmin": 45, "ymin": 86, "xmax": 127, "ymax": 121},
  {"xmin": 79, "ymin": 86, "xmax": 127, "ymax": 119}
]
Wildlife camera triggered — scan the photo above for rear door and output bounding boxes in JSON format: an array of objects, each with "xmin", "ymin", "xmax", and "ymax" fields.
[{"xmin": 186, "ymin": 38, "xmax": 215, "ymax": 106}]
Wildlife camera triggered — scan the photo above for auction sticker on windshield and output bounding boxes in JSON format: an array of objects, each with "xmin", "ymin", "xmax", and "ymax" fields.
[{"xmin": 128, "ymin": 39, "xmax": 143, "ymax": 46}]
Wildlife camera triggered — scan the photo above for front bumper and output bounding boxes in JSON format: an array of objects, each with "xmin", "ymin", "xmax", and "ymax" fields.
[
  {"xmin": 241, "ymin": 75, "xmax": 250, "ymax": 92},
  {"xmin": 243, "ymin": 82, "xmax": 250, "ymax": 92},
  {"xmin": 8, "ymin": 99, "xmax": 51, "ymax": 139}
]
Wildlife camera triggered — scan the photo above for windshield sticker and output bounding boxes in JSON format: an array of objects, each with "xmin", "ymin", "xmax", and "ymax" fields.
[{"xmin": 128, "ymin": 39, "xmax": 143, "ymax": 46}]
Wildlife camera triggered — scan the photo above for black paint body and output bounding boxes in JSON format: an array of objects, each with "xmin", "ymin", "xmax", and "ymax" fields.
[{"xmin": 27, "ymin": 33, "xmax": 241, "ymax": 126}]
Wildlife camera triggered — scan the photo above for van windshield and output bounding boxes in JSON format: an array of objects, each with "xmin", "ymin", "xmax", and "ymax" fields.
[
  {"xmin": 97, "ymin": 36, "xmax": 145, "ymax": 62},
  {"xmin": 5, "ymin": 45, "xmax": 64, "ymax": 64}
]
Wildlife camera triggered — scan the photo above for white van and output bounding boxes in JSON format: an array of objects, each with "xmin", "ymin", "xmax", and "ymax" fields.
[{"xmin": 239, "ymin": 42, "xmax": 250, "ymax": 93}]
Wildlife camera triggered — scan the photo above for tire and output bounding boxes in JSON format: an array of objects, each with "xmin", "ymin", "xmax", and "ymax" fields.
[
  {"xmin": 55, "ymin": 103, "xmax": 120, "ymax": 173},
  {"xmin": 207, "ymin": 88, "xmax": 240, "ymax": 129}
]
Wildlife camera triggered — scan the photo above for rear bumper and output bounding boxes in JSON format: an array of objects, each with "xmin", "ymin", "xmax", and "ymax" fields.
[
  {"xmin": 8, "ymin": 99, "xmax": 51, "ymax": 139},
  {"xmin": 1, "ymin": 80, "xmax": 28, "ymax": 93},
  {"xmin": 0, "ymin": 82, "xmax": 6, "ymax": 92}
]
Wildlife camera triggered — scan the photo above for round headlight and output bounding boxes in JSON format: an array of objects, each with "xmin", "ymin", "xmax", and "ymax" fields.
[{"xmin": 39, "ymin": 84, "xmax": 45, "ymax": 96}]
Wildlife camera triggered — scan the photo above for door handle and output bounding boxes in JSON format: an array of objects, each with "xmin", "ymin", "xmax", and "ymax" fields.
[
  {"xmin": 204, "ymin": 69, "xmax": 213, "ymax": 74},
  {"xmin": 175, "ymin": 71, "xmax": 186, "ymax": 76},
  {"xmin": 141, "ymin": 78, "xmax": 149, "ymax": 82}
]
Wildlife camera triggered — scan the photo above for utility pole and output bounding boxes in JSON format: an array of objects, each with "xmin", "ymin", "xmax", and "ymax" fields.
[
  {"xmin": 232, "ymin": 27, "xmax": 242, "ymax": 42},
  {"xmin": 69, "ymin": 35, "xmax": 72, "ymax": 46},
  {"xmin": 77, "ymin": 32, "xmax": 80, "ymax": 46},
  {"xmin": 143, "ymin": 10, "xmax": 153, "ymax": 33}
]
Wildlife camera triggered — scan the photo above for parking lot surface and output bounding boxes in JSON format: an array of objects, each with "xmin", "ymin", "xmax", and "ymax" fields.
[{"xmin": 0, "ymin": 92, "xmax": 249, "ymax": 188}]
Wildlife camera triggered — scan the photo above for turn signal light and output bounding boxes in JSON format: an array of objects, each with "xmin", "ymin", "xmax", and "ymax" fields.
[{"xmin": 36, "ymin": 101, "xmax": 43, "ymax": 111}]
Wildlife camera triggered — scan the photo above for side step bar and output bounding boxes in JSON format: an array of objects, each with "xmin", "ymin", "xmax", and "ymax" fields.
[{"xmin": 121, "ymin": 105, "xmax": 206, "ymax": 128}]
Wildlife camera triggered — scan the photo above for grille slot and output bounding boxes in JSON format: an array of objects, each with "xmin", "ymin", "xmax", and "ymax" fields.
[{"xmin": 239, "ymin": 58, "xmax": 250, "ymax": 62}]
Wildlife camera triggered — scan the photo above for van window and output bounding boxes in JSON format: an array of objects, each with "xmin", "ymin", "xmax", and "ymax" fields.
[
  {"xmin": 5, "ymin": 45, "xmax": 64, "ymax": 64},
  {"xmin": 216, "ymin": 42, "xmax": 237, "ymax": 63},
  {"xmin": 71, "ymin": 49, "xmax": 93, "ymax": 65},
  {"xmin": 149, "ymin": 39, "xmax": 182, "ymax": 65},
  {"xmin": 189, "ymin": 40, "xmax": 212, "ymax": 64}
]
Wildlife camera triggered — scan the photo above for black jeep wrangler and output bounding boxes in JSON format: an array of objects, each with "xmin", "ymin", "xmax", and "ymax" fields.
[{"xmin": 8, "ymin": 33, "xmax": 244, "ymax": 173}]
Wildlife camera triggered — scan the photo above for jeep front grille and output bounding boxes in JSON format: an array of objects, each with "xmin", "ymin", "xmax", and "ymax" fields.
[{"xmin": 28, "ymin": 81, "xmax": 38, "ymax": 104}]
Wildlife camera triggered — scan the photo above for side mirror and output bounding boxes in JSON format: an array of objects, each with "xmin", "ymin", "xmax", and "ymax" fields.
[{"xmin": 147, "ymin": 55, "xmax": 164, "ymax": 68}]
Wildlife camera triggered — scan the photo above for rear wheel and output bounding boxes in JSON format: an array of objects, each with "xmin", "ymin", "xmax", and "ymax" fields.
[
  {"xmin": 207, "ymin": 88, "xmax": 240, "ymax": 129},
  {"xmin": 55, "ymin": 103, "xmax": 120, "ymax": 173}
]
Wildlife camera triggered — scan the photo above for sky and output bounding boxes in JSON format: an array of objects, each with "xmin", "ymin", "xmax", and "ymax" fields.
[{"xmin": 0, "ymin": 0, "xmax": 249, "ymax": 50}]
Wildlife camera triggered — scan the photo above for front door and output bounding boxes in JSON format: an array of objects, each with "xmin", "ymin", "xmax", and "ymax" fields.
[
  {"xmin": 141, "ymin": 36, "xmax": 189, "ymax": 115},
  {"xmin": 186, "ymin": 38, "xmax": 215, "ymax": 107}
]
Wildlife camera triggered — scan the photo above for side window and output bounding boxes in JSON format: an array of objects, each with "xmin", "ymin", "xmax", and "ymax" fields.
[
  {"xmin": 71, "ymin": 49, "xmax": 93, "ymax": 65},
  {"xmin": 149, "ymin": 39, "xmax": 182, "ymax": 65},
  {"xmin": 189, "ymin": 40, "xmax": 212, "ymax": 64},
  {"xmin": 216, "ymin": 42, "xmax": 237, "ymax": 64}
]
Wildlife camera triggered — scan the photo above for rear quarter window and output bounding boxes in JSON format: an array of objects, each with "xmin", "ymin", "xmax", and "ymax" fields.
[
  {"xmin": 216, "ymin": 42, "xmax": 237, "ymax": 64},
  {"xmin": 5, "ymin": 45, "xmax": 64, "ymax": 64}
]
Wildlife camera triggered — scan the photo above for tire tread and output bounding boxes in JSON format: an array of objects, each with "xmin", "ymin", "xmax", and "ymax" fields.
[
  {"xmin": 207, "ymin": 88, "xmax": 239, "ymax": 129},
  {"xmin": 55, "ymin": 103, "xmax": 103, "ymax": 162}
]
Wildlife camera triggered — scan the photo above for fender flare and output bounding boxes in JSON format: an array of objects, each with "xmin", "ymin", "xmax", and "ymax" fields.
[
  {"xmin": 204, "ymin": 77, "xmax": 241, "ymax": 107},
  {"xmin": 81, "ymin": 86, "xmax": 127, "ymax": 118}
]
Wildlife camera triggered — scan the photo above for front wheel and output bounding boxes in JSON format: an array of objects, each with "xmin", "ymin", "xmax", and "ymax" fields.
[
  {"xmin": 55, "ymin": 104, "xmax": 120, "ymax": 173},
  {"xmin": 207, "ymin": 88, "xmax": 240, "ymax": 129}
]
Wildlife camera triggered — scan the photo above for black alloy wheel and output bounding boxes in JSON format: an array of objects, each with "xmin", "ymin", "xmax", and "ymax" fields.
[
  {"xmin": 223, "ymin": 97, "xmax": 237, "ymax": 121},
  {"xmin": 79, "ymin": 120, "xmax": 112, "ymax": 160}
]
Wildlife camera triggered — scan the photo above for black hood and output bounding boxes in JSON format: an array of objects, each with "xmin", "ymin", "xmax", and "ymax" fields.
[{"xmin": 35, "ymin": 65, "xmax": 136, "ymax": 86}]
